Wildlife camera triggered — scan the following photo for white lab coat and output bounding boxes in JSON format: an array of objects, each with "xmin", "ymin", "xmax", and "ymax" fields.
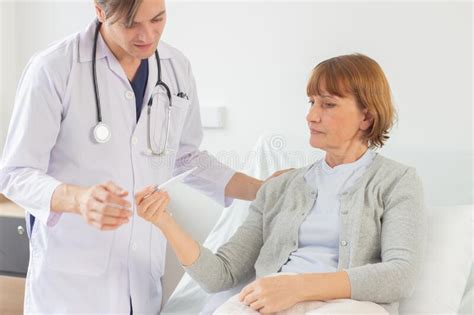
[{"xmin": 0, "ymin": 20, "xmax": 235, "ymax": 314}]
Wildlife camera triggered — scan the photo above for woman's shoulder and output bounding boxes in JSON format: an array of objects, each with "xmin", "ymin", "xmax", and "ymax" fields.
[
  {"xmin": 373, "ymin": 154, "xmax": 419, "ymax": 177},
  {"xmin": 368, "ymin": 154, "xmax": 423, "ymax": 196}
]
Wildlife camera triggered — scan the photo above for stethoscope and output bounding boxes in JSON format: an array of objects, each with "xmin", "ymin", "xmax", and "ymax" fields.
[{"xmin": 92, "ymin": 20, "xmax": 173, "ymax": 156}]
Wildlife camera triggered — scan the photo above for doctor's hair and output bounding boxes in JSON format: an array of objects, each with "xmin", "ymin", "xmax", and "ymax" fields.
[
  {"xmin": 95, "ymin": 0, "xmax": 143, "ymax": 27},
  {"xmin": 307, "ymin": 53, "xmax": 396, "ymax": 149}
]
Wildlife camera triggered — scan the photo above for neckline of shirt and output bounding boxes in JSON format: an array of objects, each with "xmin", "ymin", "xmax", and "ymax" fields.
[{"xmin": 320, "ymin": 149, "xmax": 376, "ymax": 175}]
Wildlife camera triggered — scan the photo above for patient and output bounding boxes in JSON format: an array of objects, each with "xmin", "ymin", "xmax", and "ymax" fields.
[{"xmin": 136, "ymin": 54, "xmax": 426, "ymax": 315}]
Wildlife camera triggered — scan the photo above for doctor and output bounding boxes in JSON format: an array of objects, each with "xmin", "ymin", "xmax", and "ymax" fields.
[{"xmin": 0, "ymin": 0, "xmax": 274, "ymax": 313}]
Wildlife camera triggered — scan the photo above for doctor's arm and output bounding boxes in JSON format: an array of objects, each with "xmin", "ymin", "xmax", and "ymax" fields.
[
  {"xmin": 0, "ymin": 58, "xmax": 131, "ymax": 230},
  {"xmin": 224, "ymin": 168, "xmax": 294, "ymax": 201},
  {"xmin": 224, "ymin": 172, "xmax": 263, "ymax": 201}
]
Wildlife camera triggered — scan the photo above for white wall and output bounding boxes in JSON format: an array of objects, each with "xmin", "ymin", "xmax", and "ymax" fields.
[
  {"xmin": 1, "ymin": 1, "xmax": 471, "ymax": 207},
  {"xmin": 0, "ymin": 0, "xmax": 472, "ymax": 303},
  {"xmin": 0, "ymin": 2, "xmax": 17, "ymax": 149},
  {"xmin": 162, "ymin": 1, "xmax": 473, "ymax": 207}
]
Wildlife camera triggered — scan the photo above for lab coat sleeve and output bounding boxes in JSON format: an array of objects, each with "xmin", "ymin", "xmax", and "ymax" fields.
[
  {"xmin": 0, "ymin": 57, "xmax": 64, "ymax": 226},
  {"xmin": 174, "ymin": 62, "xmax": 236, "ymax": 207}
]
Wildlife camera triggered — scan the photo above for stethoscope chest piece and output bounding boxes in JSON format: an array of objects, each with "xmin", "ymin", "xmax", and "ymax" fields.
[{"xmin": 93, "ymin": 122, "xmax": 111, "ymax": 143}]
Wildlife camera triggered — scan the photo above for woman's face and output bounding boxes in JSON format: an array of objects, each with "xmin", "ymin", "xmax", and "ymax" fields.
[{"xmin": 306, "ymin": 90, "xmax": 372, "ymax": 152}]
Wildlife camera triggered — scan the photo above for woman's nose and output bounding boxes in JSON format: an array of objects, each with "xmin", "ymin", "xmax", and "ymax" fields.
[{"xmin": 306, "ymin": 104, "xmax": 321, "ymax": 123}]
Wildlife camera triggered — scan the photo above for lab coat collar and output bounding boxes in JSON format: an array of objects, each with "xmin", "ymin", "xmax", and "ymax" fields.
[{"xmin": 78, "ymin": 19, "xmax": 173, "ymax": 63}]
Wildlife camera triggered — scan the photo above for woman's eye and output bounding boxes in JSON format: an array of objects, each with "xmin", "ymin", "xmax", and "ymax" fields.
[
  {"xmin": 152, "ymin": 18, "xmax": 164, "ymax": 23},
  {"xmin": 323, "ymin": 103, "xmax": 336, "ymax": 108},
  {"xmin": 308, "ymin": 100, "xmax": 315, "ymax": 106}
]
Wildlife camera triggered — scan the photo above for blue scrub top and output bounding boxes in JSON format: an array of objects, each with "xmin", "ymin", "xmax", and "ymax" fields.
[{"xmin": 130, "ymin": 59, "xmax": 149, "ymax": 122}]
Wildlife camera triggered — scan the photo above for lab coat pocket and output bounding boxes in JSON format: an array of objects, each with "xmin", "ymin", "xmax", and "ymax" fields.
[
  {"xmin": 150, "ymin": 227, "xmax": 167, "ymax": 282},
  {"xmin": 152, "ymin": 94, "xmax": 190, "ymax": 154},
  {"xmin": 44, "ymin": 214, "xmax": 114, "ymax": 276}
]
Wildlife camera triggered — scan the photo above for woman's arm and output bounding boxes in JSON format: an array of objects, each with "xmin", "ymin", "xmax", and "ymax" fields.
[
  {"xmin": 136, "ymin": 187, "xmax": 200, "ymax": 266},
  {"xmin": 136, "ymin": 185, "xmax": 266, "ymax": 292},
  {"xmin": 298, "ymin": 271, "xmax": 351, "ymax": 301},
  {"xmin": 344, "ymin": 168, "xmax": 427, "ymax": 303},
  {"xmin": 153, "ymin": 210, "xmax": 201, "ymax": 266}
]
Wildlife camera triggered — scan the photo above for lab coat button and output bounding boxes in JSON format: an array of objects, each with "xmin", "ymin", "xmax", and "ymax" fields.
[
  {"xmin": 125, "ymin": 91, "xmax": 134, "ymax": 100},
  {"xmin": 340, "ymin": 240, "xmax": 348, "ymax": 247},
  {"xmin": 131, "ymin": 242, "xmax": 137, "ymax": 251},
  {"xmin": 131, "ymin": 137, "xmax": 138, "ymax": 145}
]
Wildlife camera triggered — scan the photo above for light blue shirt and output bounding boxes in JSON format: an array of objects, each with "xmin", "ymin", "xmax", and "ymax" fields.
[
  {"xmin": 280, "ymin": 149, "xmax": 376, "ymax": 274},
  {"xmin": 0, "ymin": 20, "xmax": 235, "ymax": 314}
]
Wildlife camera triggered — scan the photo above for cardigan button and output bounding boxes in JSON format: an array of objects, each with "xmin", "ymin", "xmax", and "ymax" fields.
[{"xmin": 340, "ymin": 240, "xmax": 348, "ymax": 247}]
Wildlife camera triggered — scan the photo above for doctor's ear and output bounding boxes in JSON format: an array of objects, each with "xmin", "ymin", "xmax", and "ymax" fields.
[{"xmin": 94, "ymin": 4, "xmax": 107, "ymax": 24}]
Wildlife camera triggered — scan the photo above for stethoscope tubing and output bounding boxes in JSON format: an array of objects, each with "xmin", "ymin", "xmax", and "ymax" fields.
[{"xmin": 92, "ymin": 20, "xmax": 173, "ymax": 155}]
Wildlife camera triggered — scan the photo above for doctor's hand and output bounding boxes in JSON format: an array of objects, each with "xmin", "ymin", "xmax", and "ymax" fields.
[
  {"xmin": 238, "ymin": 275, "xmax": 303, "ymax": 314},
  {"xmin": 135, "ymin": 186, "xmax": 171, "ymax": 227},
  {"xmin": 263, "ymin": 168, "xmax": 295, "ymax": 184},
  {"xmin": 76, "ymin": 181, "xmax": 132, "ymax": 230}
]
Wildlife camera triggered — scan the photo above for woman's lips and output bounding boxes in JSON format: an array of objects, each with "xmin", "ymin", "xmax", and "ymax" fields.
[{"xmin": 310, "ymin": 129, "xmax": 325, "ymax": 134}]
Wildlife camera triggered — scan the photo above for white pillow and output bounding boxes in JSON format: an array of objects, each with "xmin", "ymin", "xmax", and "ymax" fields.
[{"xmin": 399, "ymin": 205, "xmax": 473, "ymax": 314}]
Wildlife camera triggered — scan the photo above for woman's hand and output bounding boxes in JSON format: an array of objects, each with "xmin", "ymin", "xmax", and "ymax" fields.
[
  {"xmin": 238, "ymin": 275, "xmax": 303, "ymax": 314},
  {"xmin": 135, "ymin": 186, "xmax": 201, "ymax": 266},
  {"xmin": 135, "ymin": 186, "xmax": 170, "ymax": 227}
]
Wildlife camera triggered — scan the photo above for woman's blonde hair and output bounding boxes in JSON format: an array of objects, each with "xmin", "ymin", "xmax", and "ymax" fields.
[
  {"xmin": 307, "ymin": 54, "xmax": 396, "ymax": 148},
  {"xmin": 95, "ymin": 0, "xmax": 143, "ymax": 27}
]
